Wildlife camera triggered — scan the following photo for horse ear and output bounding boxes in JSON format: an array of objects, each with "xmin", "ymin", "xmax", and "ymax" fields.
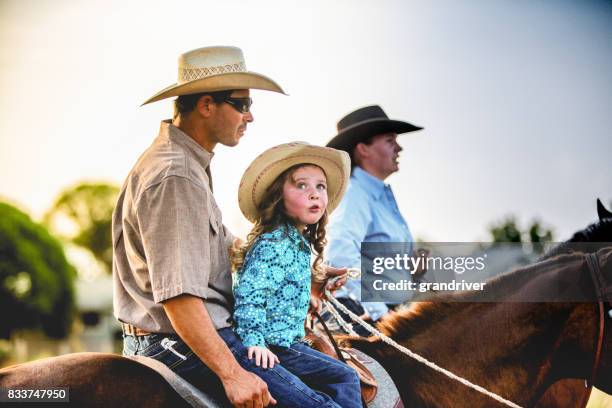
[{"xmin": 597, "ymin": 198, "xmax": 612, "ymax": 221}]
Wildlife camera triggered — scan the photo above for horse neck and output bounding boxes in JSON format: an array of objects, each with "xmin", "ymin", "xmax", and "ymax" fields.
[
  {"xmin": 366, "ymin": 255, "xmax": 599, "ymax": 407},
  {"xmin": 540, "ymin": 218, "xmax": 612, "ymax": 261}
]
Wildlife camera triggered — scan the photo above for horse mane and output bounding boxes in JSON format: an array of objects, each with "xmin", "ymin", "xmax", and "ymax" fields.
[
  {"xmin": 542, "ymin": 218, "xmax": 612, "ymax": 261},
  {"xmin": 376, "ymin": 251, "xmax": 586, "ymax": 341}
]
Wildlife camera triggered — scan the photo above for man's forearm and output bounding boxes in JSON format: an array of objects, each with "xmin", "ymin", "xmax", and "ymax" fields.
[{"xmin": 162, "ymin": 294, "xmax": 240, "ymax": 381}]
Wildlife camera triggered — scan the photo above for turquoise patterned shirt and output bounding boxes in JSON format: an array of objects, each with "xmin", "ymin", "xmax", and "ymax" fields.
[{"xmin": 233, "ymin": 223, "xmax": 311, "ymax": 347}]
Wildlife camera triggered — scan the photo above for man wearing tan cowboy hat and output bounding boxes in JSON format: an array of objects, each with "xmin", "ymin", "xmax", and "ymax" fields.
[
  {"xmin": 112, "ymin": 46, "xmax": 347, "ymax": 408},
  {"xmin": 325, "ymin": 105, "xmax": 424, "ymax": 334}
]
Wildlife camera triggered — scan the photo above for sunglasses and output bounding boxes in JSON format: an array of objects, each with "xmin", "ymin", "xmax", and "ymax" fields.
[{"xmin": 220, "ymin": 96, "xmax": 253, "ymax": 113}]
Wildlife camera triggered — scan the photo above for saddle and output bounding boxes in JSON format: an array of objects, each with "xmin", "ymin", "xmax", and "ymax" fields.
[{"xmin": 304, "ymin": 328, "xmax": 378, "ymax": 404}]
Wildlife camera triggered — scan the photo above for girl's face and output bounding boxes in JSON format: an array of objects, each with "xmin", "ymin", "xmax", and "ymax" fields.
[{"xmin": 283, "ymin": 165, "xmax": 328, "ymax": 230}]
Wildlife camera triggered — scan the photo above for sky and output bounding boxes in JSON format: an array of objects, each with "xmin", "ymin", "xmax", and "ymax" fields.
[{"xmin": 1, "ymin": 0, "xmax": 611, "ymax": 242}]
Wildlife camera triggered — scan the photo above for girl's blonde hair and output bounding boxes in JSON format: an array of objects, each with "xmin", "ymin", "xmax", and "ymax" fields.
[{"xmin": 231, "ymin": 164, "xmax": 328, "ymax": 281}]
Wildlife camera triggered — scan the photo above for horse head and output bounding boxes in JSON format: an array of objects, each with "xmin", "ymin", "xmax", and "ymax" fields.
[
  {"xmin": 541, "ymin": 199, "xmax": 612, "ymax": 261},
  {"xmin": 568, "ymin": 199, "xmax": 612, "ymax": 243}
]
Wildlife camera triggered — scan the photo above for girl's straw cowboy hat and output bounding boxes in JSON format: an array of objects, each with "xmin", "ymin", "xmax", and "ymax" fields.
[
  {"xmin": 238, "ymin": 142, "xmax": 351, "ymax": 223},
  {"xmin": 142, "ymin": 46, "xmax": 285, "ymax": 105}
]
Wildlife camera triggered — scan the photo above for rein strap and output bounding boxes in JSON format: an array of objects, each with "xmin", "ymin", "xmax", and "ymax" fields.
[{"xmin": 584, "ymin": 253, "xmax": 609, "ymax": 389}]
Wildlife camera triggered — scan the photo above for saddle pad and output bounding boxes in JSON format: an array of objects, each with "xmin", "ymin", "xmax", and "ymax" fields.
[
  {"xmin": 348, "ymin": 349, "xmax": 404, "ymax": 408},
  {"xmin": 128, "ymin": 355, "xmax": 227, "ymax": 408},
  {"xmin": 128, "ymin": 352, "xmax": 403, "ymax": 408}
]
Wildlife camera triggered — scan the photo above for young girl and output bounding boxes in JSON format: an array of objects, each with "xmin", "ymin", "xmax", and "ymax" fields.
[{"xmin": 232, "ymin": 142, "xmax": 361, "ymax": 408}]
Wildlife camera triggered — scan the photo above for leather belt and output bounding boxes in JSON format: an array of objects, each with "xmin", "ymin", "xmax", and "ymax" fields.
[{"xmin": 121, "ymin": 322, "xmax": 152, "ymax": 336}]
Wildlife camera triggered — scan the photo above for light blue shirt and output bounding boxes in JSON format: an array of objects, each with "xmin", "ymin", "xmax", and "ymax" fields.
[{"xmin": 326, "ymin": 166, "xmax": 414, "ymax": 321}]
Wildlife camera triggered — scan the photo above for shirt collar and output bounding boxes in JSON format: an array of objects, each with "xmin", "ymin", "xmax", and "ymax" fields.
[
  {"xmin": 352, "ymin": 166, "xmax": 387, "ymax": 200},
  {"xmin": 278, "ymin": 223, "xmax": 309, "ymax": 247},
  {"xmin": 158, "ymin": 120, "xmax": 214, "ymax": 171}
]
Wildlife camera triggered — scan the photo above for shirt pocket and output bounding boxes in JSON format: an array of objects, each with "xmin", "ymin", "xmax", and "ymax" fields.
[
  {"xmin": 208, "ymin": 196, "xmax": 223, "ymax": 236},
  {"xmin": 208, "ymin": 202, "xmax": 230, "ymax": 272},
  {"xmin": 209, "ymin": 212, "xmax": 220, "ymax": 235}
]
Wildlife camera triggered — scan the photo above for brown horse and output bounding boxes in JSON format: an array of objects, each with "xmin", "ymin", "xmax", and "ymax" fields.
[
  {"xmin": 342, "ymin": 247, "xmax": 612, "ymax": 408},
  {"xmin": 0, "ymin": 352, "xmax": 191, "ymax": 407},
  {"xmin": 1, "ymin": 248, "xmax": 610, "ymax": 407}
]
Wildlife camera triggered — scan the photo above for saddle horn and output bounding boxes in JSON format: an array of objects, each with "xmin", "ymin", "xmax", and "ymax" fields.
[{"xmin": 597, "ymin": 198, "xmax": 612, "ymax": 221}]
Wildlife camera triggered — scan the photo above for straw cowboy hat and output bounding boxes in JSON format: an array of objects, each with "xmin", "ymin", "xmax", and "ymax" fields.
[
  {"xmin": 326, "ymin": 105, "xmax": 423, "ymax": 155},
  {"xmin": 238, "ymin": 142, "xmax": 351, "ymax": 223},
  {"xmin": 142, "ymin": 46, "xmax": 285, "ymax": 105}
]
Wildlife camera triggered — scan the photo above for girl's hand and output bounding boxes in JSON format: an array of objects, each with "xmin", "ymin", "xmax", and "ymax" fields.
[
  {"xmin": 247, "ymin": 346, "xmax": 280, "ymax": 369},
  {"xmin": 309, "ymin": 293, "xmax": 322, "ymax": 315},
  {"xmin": 312, "ymin": 265, "xmax": 348, "ymax": 299}
]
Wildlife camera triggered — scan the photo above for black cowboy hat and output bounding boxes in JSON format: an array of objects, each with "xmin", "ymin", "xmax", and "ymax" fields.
[{"xmin": 326, "ymin": 105, "xmax": 423, "ymax": 154}]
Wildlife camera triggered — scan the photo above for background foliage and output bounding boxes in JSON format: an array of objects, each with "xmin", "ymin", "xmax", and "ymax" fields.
[
  {"xmin": 0, "ymin": 202, "xmax": 76, "ymax": 339},
  {"xmin": 44, "ymin": 183, "xmax": 119, "ymax": 274}
]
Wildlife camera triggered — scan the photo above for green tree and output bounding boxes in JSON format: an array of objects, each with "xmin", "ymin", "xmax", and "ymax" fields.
[
  {"xmin": 0, "ymin": 202, "xmax": 76, "ymax": 339},
  {"xmin": 489, "ymin": 216, "xmax": 523, "ymax": 243},
  {"xmin": 528, "ymin": 221, "xmax": 554, "ymax": 254},
  {"xmin": 489, "ymin": 216, "xmax": 554, "ymax": 254},
  {"xmin": 44, "ymin": 182, "xmax": 119, "ymax": 274}
]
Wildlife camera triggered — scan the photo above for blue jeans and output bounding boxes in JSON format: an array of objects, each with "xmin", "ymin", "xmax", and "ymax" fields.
[
  {"xmin": 270, "ymin": 342, "xmax": 362, "ymax": 408},
  {"xmin": 123, "ymin": 328, "xmax": 361, "ymax": 408}
]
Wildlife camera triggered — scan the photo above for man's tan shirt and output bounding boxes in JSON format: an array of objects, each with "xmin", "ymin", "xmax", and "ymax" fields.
[{"xmin": 113, "ymin": 120, "xmax": 235, "ymax": 333}]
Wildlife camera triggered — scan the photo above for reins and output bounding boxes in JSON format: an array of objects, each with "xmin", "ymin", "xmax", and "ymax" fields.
[
  {"xmin": 581, "ymin": 252, "xmax": 612, "ymax": 408},
  {"xmin": 312, "ymin": 311, "xmax": 371, "ymax": 408},
  {"xmin": 322, "ymin": 291, "xmax": 524, "ymax": 408}
]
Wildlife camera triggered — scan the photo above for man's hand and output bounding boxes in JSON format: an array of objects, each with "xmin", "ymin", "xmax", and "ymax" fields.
[
  {"xmin": 221, "ymin": 366, "xmax": 276, "ymax": 408},
  {"xmin": 247, "ymin": 346, "xmax": 279, "ymax": 369},
  {"xmin": 163, "ymin": 295, "xmax": 276, "ymax": 407}
]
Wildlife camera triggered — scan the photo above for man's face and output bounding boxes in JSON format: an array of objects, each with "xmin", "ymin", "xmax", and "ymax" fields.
[
  {"xmin": 361, "ymin": 133, "xmax": 403, "ymax": 179},
  {"xmin": 211, "ymin": 89, "xmax": 254, "ymax": 147}
]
